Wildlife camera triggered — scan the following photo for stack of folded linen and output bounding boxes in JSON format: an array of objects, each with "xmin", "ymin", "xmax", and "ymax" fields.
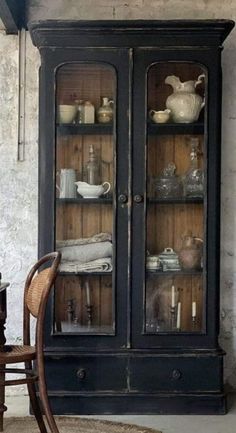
[{"xmin": 57, "ymin": 232, "xmax": 113, "ymax": 273}]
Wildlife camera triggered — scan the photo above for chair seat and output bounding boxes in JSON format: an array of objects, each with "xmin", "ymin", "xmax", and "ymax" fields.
[{"xmin": 0, "ymin": 345, "xmax": 36, "ymax": 364}]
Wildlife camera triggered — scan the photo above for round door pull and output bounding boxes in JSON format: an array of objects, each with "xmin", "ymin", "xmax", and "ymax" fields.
[
  {"xmin": 77, "ymin": 368, "xmax": 86, "ymax": 380},
  {"xmin": 118, "ymin": 194, "xmax": 128, "ymax": 203},
  {"xmin": 172, "ymin": 369, "xmax": 182, "ymax": 380},
  {"xmin": 134, "ymin": 194, "xmax": 143, "ymax": 203}
]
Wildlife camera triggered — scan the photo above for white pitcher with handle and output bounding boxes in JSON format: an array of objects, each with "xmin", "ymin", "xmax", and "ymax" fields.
[
  {"xmin": 165, "ymin": 74, "xmax": 205, "ymax": 123},
  {"xmin": 56, "ymin": 169, "xmax": 77, "ymax": 198}
]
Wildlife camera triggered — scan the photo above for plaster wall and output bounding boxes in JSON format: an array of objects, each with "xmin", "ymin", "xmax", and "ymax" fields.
[{"xmin": 0, "ymin": 0, "xmax": 236, "ymax": 393}]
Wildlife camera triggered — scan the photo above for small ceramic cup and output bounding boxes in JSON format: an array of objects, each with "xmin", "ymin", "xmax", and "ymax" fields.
[
  {"xmin": 146, "ymin": 255, "xmax": 161, "ymax": 271},
  {"xmin": 149, "ymin": 109, "xmax": 171, "ymax": 124}
]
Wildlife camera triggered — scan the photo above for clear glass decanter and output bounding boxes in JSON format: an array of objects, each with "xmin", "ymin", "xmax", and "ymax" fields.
[
  {"xmin": 183, "ymin": 137, "xmax": 204, "ymax": 198},
  {"xmin": 85, "ymin": 144, "xmax": 101, "ymax": 185}
]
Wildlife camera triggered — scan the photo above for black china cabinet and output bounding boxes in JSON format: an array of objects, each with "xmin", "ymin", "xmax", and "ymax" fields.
[{"xmin": 29, "ymin": 20, "xmax": 234, "ymax": 414}]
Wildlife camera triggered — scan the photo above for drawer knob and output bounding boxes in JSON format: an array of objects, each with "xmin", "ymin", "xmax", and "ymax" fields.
[
  {"xmin": 172, "ymin": 369, "xmax": 182, "ymax": 380},
  {"xmin": 134, "ymin": 194, "xmax": 143, "ymax": 203},
  {"xmin": 77, "ymin": 368, "xmax": 86, "ymax": 380},
  {"xmin": 118, "ymin": 194, "xmax": 128, "ymax": 203}
]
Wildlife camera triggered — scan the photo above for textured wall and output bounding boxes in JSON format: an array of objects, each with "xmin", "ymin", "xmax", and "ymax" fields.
[{"xmin": 0, "ymin": 0, "xmax": 236, "ymax": 393}]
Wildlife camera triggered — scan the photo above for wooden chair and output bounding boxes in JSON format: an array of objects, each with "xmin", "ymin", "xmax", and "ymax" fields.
[{"xmin": 0, "ymin": 251, "xmax": 61, "ymax": 433}]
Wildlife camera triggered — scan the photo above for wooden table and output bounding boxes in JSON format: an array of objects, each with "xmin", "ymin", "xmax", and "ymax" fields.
[{"xmin": 0, "ymin": 282, "xmax": 10, "ymax": 431}]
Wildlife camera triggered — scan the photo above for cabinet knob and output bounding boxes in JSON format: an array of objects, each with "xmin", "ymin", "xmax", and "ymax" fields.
[
  {"xmin": 77, "ymin": 368, "xmax": 86, "ymax": 380},
  {"xmin": 172, "ymin": 369, "xmax": 182, "ymax": 380},
  {"xmin": 134, "ymin": 194, "xmax": 143, "ymax": 203},
  {"xmin": 118, "ymin": 194, "xmax": 128, "ymax": 203}
]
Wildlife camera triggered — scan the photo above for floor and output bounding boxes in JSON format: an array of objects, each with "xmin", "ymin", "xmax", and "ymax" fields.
[{"xmin": 4, "ymin": 393, "xmax": 236, "ymax": 433}]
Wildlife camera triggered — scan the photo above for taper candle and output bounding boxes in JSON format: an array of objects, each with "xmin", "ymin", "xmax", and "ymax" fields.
[
  {"xmin": 192, "ymin": 301, "xmax": 196, "ymax": 318},
  {"xmin": 176, "ymin": 302, "xmax": 181, "ymax": 329},
  {"xmin": 171, "ymin": 285, "xmax": 175, "ymax": 308},
  {"xmin": 85, "ymin": 281, "xmax": 91, "ymax": 306}
]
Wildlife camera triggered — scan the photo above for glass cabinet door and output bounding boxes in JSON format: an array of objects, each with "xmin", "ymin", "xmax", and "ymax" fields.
[
  {"xmin": 54, "ymin": 62, "xmax": 116, "ymax": 335},
  {"xmin": 132, "ymin": 52, "xmax": 209, "ymax": 346},
  {"xmin": 146, "ymin": 62, "xmax": 206, "ymax": 334}
]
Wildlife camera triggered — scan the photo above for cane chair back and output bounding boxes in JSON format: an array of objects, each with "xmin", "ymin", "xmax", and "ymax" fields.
[{"xmin": 0, "ymin": 251, "xmax": 61, "ymax": 433}]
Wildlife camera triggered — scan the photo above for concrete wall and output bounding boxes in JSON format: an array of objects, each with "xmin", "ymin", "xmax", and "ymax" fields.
[{"xmin": 0, "ymin": 0, "xmax": 236, "ymax": 392}]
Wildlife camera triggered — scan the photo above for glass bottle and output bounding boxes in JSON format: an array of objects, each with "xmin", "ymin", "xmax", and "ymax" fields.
[
  {"xmin": 74, "ymin": 99, "xmax": 84, "ymax": 123},
  {"xmin": 85, "ymin": 144, "xmax": 100, "ymax": 185},
  {"xmin": 183, "ymin": 137, "xmax": 204, "ymax": 198}
]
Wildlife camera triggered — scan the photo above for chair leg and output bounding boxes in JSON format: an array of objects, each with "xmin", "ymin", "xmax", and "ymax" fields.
[
  {"xmin": 27, "ymin": 381, "xmax": 48, "ymax": 433},
  {"xmin": 38, "ymin": 377, "xmax": 59, "ymax": 433},
  {"xmin": 0, "ymin": 364, "xmax": 7, "ymax": 432},
  {"xmin": 37, "ymin": 361, "xmax": 59, "ymax": 433}
]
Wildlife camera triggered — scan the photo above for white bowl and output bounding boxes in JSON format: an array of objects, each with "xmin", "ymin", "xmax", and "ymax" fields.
[{"xmin": 58, "ymin": 105, "xmax": 77, "ymax": 124}]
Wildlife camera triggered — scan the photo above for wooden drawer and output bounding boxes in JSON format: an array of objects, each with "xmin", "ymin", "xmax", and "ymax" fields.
[
  {"xmin": 129, "ymin": 355, "xmax": 223, "ymax": 393},
  {"xmin": 45, "ymin": 355, "xmax": 127, "ymax": 392}
]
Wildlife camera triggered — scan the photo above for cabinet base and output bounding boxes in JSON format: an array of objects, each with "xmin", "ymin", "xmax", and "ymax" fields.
[{"xmin": 47, "ymin": 392, "xmax": 227, "ymax": 415}]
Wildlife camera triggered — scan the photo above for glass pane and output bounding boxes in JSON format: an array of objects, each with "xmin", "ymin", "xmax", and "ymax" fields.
[
  {"xmin": 145, "ymin": 62, "xmax": 206, "ymax": 334},
  {"xmin": 54, "ymin": 63, "xmax": 116, "ymax": 335}
]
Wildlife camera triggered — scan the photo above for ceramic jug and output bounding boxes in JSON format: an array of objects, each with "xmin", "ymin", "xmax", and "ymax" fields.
[
  {"xmin": 56, "ymin": 169, "xmax": 77, "ymax": 198},
  {"xmin": 178, "ymin": 233, "xmax": 203, "ymax": 270},
  {"xmin": 165, "ymin": 74, "xmax": 205, "ymax": 123},
  {"xmin": 97, "ymin": 97, "xmax": 114, "ymax": 123}
]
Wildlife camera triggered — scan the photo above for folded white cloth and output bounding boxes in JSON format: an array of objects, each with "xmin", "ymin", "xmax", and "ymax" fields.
[
  {"xmin": 59, "ymin": 257, "xmax": 112, "ymax": 273},
  {"xmin": 57, "ymin": 232, "xmax": 112, "ymax": 248},
  {"xmin": 59, "ymin": 241, "xmax": 112, "ymax": 263}
]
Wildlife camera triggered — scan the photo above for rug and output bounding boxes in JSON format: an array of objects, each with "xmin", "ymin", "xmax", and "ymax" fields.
[{"xmin": 3, "ymin": 416, "xmax": 162, "ymax": 433}]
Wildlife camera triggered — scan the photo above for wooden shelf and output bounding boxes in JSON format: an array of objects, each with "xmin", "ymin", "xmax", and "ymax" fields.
[
  {"xmin": 57, "ymin": 123, "xmax": 113, "ymax": 135},
  {"xmin": 59, "ymin": 322, "xmax": 114, "ymax": 334},
  {"xmin": 148, "ymin": 197, "xmax": 204, "ymax": 204},
  {"xmin": 58, "ymin": 271, "xmax": 112, "ymax": 276},
  {"xmin": 147, "ymin": 270, "xmax": 203, "ymax": 276},
  {"xmin": 147, "ymin": 122, "xmax": 204, "ymax": 135},
  {"xmin": 56, "ymin": 197, "xmax": 113, "ymax": 204}
]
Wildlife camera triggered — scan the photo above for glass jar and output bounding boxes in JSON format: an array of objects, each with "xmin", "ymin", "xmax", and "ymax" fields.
[{"xmin": 155, "ymin": 163, "xmax": 183, "ymax": 198}]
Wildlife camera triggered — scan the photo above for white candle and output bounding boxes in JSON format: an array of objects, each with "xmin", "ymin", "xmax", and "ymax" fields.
[
  {"xmin": 85, "ymin": 281, "xmax": 91, "ymax": 306},
  {"xmin": 192, "ymin": 301, "xmax": 196, "ymax": 318},
  {"xmin": 171, "ymin": 285, "xmax": 175, "ymax": 308},
  {"xmin": 176, "ymin": 302, "xmax": 181, "ymax": 329}
]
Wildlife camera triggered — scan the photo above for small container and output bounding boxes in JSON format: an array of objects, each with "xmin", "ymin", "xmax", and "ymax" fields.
[
  {"xmin": 146, "ymin": 255, "xmax": 162, "ymax": 271},
  {"xmin": 155, "ymin": 163, "xmax": 183, "ymax": 198},
  {"xmin": 158, "ymin": 248, "xmax": 181, "ymax": 272},
  {"xmin": 83, "ymin": 101, "xmax": 95, "ymax": 124},
  {"xmin": 149, "ymin": 109, "xmax": 171, "ymax": 123}
]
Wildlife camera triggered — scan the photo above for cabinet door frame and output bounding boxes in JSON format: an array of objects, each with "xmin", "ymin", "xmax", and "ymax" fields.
[
  {"xmin": 131, "ymin": 47, "xmax": 222, "ymax": 349},
  {"xmin": 39, "ymin": 47, "xmax": 131, "ymax": 349}
]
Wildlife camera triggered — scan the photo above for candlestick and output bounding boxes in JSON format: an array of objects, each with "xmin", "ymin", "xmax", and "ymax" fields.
[
  {"xmin": 176, "ymin": 302, "xmax": 181, "ymax": 330},
  {"xmin": 86, "ymin": 304, "xmax": 93, "ymax": 327},
  {"xmin": 67, "ymin": 299, "xmax": 74, "ymax": 323},
  {"xmin": 171, "ymin": 285, "xmax": 175, "ymax": 308},
  {"xmin": 170, "ymin": 305, "xmax": 176, "ymax": 330},
  {"xmin": 85, "ymin": 280, "xmax": 91, "ymax": 306},
  {"xmin": 192, "ymin": 301, "xmax": 196, "ymax": 318}
]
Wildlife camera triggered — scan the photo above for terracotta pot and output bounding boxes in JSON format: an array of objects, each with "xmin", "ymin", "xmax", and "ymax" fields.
[{"xmin": 179, "ymin": 234, "xmax": 203, "ymax": 270}]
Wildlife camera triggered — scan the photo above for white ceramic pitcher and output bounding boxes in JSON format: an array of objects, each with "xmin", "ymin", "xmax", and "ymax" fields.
[
  {"xmin": 56, "ymin": 169, "xmax": 77, "ymax": 198},
  {"xmin": 165, "ymin": 74, "xmax": 205, "ymax": 123}
]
